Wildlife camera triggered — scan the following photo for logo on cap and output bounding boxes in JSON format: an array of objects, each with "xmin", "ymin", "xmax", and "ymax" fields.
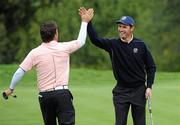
[{"xmin": 121, "ymin": 16, "xmax": 127, "ymax": 21}]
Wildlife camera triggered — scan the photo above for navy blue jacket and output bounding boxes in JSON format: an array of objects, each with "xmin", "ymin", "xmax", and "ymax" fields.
[{"xmin": 87, "ymin": 22, "xmax": 156, "ymax": 88}]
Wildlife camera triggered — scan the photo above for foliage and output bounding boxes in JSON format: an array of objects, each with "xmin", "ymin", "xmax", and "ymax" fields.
[{"xmin": 0, "ymin": 0, "xmax": 179, "ymax": 71}]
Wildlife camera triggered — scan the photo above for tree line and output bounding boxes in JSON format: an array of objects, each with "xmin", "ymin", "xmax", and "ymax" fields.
[{"xmin": 0, "ymin": 0, "xmax": 179, "ymax": 71}]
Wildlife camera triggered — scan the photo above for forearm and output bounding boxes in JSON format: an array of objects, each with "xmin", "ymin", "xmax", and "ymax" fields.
[
  {"xmin": 87, "ymin": 21, "xmax": 99, "ymax": 43},
  {"xmin": 147, "ymin": 67, "xmax": 156, "ymax": 88},
  {"xmin": 9, "ymin": 67, "xmax": 25, "ymax": 90},
  {"xmin": 145, "ymin": 46, "xmax": 156, "ymax": 88},
  {"xmin": 77, "ymin": 22, "xmax": 88, "ymax": 47}
]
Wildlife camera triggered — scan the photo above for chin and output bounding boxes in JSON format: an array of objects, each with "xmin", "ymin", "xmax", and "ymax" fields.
[{"xmin": 120, "ymin": 36, "xmax": 126, "ymax": 40}]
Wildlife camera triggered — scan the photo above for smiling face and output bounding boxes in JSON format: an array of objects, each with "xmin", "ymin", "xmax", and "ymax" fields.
[{"xmin": 118, "ymin": 23, "xmax": 134, "ymax": 42}]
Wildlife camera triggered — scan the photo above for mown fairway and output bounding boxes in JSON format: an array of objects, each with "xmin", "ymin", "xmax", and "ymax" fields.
[{"xmin": 0, "ymin": 65, "xmax": 180, "ymax": 125}]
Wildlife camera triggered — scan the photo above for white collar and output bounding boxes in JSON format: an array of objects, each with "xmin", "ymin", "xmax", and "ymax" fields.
[{"xmin": 120, "ymin": 34, "xmax": 133, "ymax": 44}]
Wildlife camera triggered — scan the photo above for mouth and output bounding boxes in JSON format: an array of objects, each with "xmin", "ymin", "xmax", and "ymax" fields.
[
  {"xmin": 119, "ymin": 32, "xmax": 127, "ymax": 40},
  {"xmin": 120, "ymin": 32, "xmax": 126, "ymax": 37}
]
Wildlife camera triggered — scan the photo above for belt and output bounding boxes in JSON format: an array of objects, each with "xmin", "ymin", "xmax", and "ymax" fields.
[{"xmin": 41, "ymin": 85, "xmax": 68, "ymax": 92}]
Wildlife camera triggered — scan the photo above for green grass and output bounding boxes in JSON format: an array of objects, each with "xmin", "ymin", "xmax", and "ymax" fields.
[{"xmin": 0, "ymin": 65, "xmax": 180, "ymax": 125}]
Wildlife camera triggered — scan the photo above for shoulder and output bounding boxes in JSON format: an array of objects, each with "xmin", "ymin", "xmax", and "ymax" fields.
[
  {"xmin": 133, "ymin": 38, "xmax": 144, "ymax": 43},
  {"xmin": 109, "ymin": 37, "xmax": 119, "ymax": 43},
  {"xmin": 29, "ymin": 44, "xmax": 45, "ymax": 56},
  {"xmin": 59, "ymin": 40, "xmax": 78, "ymax": 47},
  {"xmin": 31, "ymin": 45, "xmax": 42, "ymax": 52},
  {"xmin": 133, "ymin": 38, "xmax": 146, "ymax": 47}
]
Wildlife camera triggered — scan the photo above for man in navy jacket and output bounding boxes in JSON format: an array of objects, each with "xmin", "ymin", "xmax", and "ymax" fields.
[{"xmin": 87, "ymin": 12, "xmax": 156, "ymax": 125}]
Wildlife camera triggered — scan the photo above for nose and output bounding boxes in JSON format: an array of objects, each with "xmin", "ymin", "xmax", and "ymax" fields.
[{"xmin": 118, "ymin": 27, "xmax": 124, "ymax": 32}]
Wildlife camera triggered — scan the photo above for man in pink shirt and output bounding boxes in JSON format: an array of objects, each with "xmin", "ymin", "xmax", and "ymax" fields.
[{"xmin": 3, "ymin": 7, "xmax": 94, "ymax": 125}]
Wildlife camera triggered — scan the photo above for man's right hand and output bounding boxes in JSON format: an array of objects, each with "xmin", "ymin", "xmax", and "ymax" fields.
[{"xmin": 79, "ymin": 7, "xmax": 94, "ymax": 23}]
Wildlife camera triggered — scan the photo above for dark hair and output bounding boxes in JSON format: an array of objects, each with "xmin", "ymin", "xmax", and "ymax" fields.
[{"xmin": 40, "ymin": 20, "xmax": 58, "ymax": 43}]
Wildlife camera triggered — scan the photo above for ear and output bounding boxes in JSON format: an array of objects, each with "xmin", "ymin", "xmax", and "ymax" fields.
[
  {"xmin": 130, "ymin": 26, "xmax": 134, "ymax": 32},
  {"xmin": 54, "ymin": 30, "xmax": 58, "ymax": 41}
]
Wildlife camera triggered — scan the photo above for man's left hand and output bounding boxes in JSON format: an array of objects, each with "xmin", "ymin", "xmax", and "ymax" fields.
[{"xmin": 145, "ymin": 88, "xmax": 152, "ymax": 99}]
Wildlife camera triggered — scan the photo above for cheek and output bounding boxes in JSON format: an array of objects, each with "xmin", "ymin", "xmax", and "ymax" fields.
[
  {"xmin": 118, "ymin": 28, "xmax": 125, "ymax": 32},
  {"xmin": 123, "ymin": 29, "xmax": 128, "ymax": 32},
  {"xmin": 125, "ymin": 29, "xmax": 131, "ymax": 34},
  {"xmin": 121, "ymin": 29, "xmax": 129, "ymax": 34}
]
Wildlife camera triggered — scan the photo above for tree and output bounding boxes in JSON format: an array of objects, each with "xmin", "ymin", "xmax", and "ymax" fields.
[
  {"xmin": 0, "ymin": 0, "xmax": 59, "ymax": 63},
  {"xmin": 0, "ymin": 0, "xmax": 179, "ymax": 71}
]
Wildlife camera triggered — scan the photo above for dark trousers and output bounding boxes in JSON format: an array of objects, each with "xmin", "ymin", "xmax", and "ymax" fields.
[
  {"xmin": 38, "ymin": 89, "xmax": 75, "ymax": 125},
  {"xmin": 113, "ymin": 85, "xmax": 146, "ymax": 125}
]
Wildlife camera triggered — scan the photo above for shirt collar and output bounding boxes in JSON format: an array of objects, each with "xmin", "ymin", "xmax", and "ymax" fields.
[
  {"xmin": 120, "ymin": 34, "xmax": 134, "ymax": 44},
  {"xmin": 41, "ymin": 40, "xmax": 58, "ymax": 46}
]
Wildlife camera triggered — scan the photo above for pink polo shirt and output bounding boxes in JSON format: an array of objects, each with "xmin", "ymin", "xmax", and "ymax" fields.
[{"xmin": 20, "ymin": 40, "xmax": 80, "ymax": 92}]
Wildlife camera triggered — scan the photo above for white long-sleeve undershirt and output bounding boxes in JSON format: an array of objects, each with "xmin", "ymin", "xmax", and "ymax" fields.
[
  {"xmin": 9, "ymin": 67, "xmax": 25, "ymax": 90},
  {"xmin": 77, "ymin": 22, "xmax": 88, "ymax": 47}
]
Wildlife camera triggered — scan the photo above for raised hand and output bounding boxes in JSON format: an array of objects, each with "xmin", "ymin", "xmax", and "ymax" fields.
[{"xmin": 79, "ymin": 7, "xmax": 94, "ymax": 23}]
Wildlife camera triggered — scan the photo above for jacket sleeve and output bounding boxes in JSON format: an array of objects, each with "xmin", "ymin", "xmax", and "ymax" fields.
[
  {"xmin": 87, "ymin": 21, "xmax": 112, "ymax": 52},
  {"xmin": 144, "ymin": 45, "xmax": 156, "ymax": 88}
]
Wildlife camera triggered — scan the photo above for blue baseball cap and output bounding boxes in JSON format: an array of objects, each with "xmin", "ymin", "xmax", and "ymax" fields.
[{"xmin": 116, "ymin": 16, "xmax": 135, "ymax": 26}]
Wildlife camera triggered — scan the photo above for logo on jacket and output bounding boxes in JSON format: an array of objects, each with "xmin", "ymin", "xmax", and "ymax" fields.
[{"xmin": 133, "ymin": 48, "xmax": 138, "ymax": 53}]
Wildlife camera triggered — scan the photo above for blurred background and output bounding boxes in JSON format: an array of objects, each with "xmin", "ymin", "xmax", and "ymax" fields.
[{"xmin": 0, "ymin": 0, "xmax": 179, "ymax": 71}]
